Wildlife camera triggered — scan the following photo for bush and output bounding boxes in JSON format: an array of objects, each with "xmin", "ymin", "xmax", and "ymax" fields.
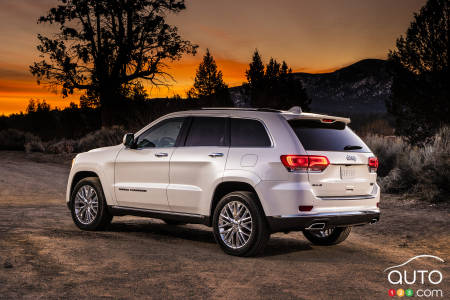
[
  {"xmin": 357, "ymin": 118, "xmax": 395, "ymax": 137},
  {"xmin": 24, "ymin": 137, "xmax": 45, "ymax": 153},
  {"xmin": 0, "ymin": 129, "xmax": 43, "ymax": 152},
  {"xmin": 77, "ymin": 126, "xmax": 126, "ymax": 152},
  {"xmin": 363, "ymin": 134, "xmax": 406, "ymax": 177},
  {"xmin": 364, "ymin": 127, "xmax": 450, "ymax": 202},
  {"xmin": 0, "ymin": 126, "xmax": 126, "ymax": 154},
  {"xmin": 45, "ymin": 139, "xmax": 78, "ymax": 154}
]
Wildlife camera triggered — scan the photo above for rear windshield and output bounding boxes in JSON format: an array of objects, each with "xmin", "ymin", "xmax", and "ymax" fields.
[{"xmin": 288, "ymin": 119, "xmax": 370, "ymax": 152}]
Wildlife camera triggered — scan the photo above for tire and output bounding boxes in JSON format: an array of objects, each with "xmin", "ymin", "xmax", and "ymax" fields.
[
  {"xmin": 70, "ymin": 177, "xmax": 112, "ymax": 231},
  {"xmin": 212, "ymin": 191, "xmax": 270, "ymax": 257},
  {"xmin": 303, "ymin": 226, "xmax": 351, "ymax": 246},
  {"xmin": 162, "ymin": 219, "xmax": 186, "ymax": 226}
]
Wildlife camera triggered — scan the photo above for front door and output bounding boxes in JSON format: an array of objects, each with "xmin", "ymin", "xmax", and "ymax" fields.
[{"xmin": 114, "ymin": 117, "xmax": 186, "ymax": 210}]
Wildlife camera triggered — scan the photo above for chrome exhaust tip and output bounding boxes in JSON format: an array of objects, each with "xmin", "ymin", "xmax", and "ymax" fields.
[
  {"xmin": 370, "ymin": 218, "xmax": 378, "ymax": 224},
  {"xmin": 306, "ymin": 223, "xmax": 326, "ymax": 230}
]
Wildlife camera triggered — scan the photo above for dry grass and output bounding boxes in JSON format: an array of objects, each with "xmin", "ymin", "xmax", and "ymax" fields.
[
  {"xmin": 76, "ymin": 126, "xmax": 125, "ymax": 152},
  {"xmin": 364, "ymin": 126, "xmax": 450, "ymax": 202},
  {"xmin": 0, "ymin": 126, "xmax": 125, "ymax": 154}
]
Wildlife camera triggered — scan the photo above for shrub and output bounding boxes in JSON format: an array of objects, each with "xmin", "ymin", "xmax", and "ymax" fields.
[
  {"xmin": 365, "ymin": 127, "xmax": 450, "ymax": 202},
  {"xmin": 24, "ymin": 137, "xmax": 45, "ymax": 153},
  {"xmin": 363, "ymin": 134, "xmax": 406, "ymax": 177},
  {"xmin": 77, "ymin": 126, "xmax": 126, "ymax": 152},
  {"xmin": 357, "ymin": 118, "xmax": 395, "ymax": 137},
  {"xmin": 45, "ymin": 139, "xmax": 78, "ymax": 154},
  {"xmin": 0, "ymin": 129, "xmax": 43, "ymax": 151}
]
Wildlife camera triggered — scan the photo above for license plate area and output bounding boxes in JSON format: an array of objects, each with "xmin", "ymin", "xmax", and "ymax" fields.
[{"xmin": 340, "ymin": 166, "xmax": 356, "ymax": 179}]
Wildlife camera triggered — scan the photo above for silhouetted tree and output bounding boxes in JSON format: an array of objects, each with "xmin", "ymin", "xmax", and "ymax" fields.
[
  {"xmin": 188, "ymin": 49, "xmax": 231, "ymax": 106},
  {"xmin": 245, "ymin": 49, "xmax": 265, "ymax": 90},
  {"xmin": 387, "ymin": 0, "xmax": 449, "ymax": 143},
  {"xmin": 265, "ymin": 58, "xmax": 281, "ymax": 89},
  {"xmin": 80, "ymin": 90, "xmax": 100, "ymax": 109},
  {"xmin": 189, "ymin": 49, "xmax": 228, "ymax": 97},
  {"xmin": 123, "ymin": 82, "xmax": 149, "ymax": 102},
  {"xmin": 30, "ymin": 0, "xmax": 197, "ymax": 126},
  {"xmin": 245, "ymin": 50, "xmax": 310, "ymax": 110}
]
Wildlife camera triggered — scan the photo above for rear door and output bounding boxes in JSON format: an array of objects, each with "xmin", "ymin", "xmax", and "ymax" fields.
[
  {"xmin": 168, "ymin": 116, "xmax": 229, "ymax": 214},
  {"xmin": 288, "ymin": 119, "xmax": 376, "ymax": 197}
]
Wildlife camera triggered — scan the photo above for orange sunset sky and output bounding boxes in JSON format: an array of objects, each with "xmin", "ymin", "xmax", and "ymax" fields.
[{"xmin": 0, "ymin": 0, "xmax": 426, "ymax": 115}]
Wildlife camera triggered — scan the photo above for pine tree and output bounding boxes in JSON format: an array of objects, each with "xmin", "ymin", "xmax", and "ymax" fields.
[
  {"xmin": 387, "ymin": 0, "xmax": 449, "ymax": 143},
  {"xmin": 245, "ymin": 50, "xmax": 265, "ymax": 90},
  {"xmin": 189, "ymin": 49, "xmax": 228, "ymax": 98},
  {"xmin": 244, "ymin": 51, "xmax": 310, "ymax": 110}
]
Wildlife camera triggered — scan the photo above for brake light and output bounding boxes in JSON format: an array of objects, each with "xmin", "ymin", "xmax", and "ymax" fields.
[
  {"xmin": 280, "ymin": 155, "xmax": 330, "ymax": 172},
  {"xmin": 308, "ymin": 156, "xmax": 330, "ymax": 172},
  {"xmin": 321, "ymin": 119, "xmax": 335, "ymax": 123},
  {"xmin": 368, "ymin": 157, "xmax": 379, "ymax": 173}
]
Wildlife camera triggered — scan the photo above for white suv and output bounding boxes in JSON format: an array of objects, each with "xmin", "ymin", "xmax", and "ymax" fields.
[{"xmin": 67, "ymin": 107, "xmax": 380, "ymax": 256}]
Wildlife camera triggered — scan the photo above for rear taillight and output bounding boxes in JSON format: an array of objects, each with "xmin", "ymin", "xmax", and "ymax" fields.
[
  {"xmin": 280, "ymin": 155, "xmax": 330, "ymax": 172},
  {"xmin": 308, "ymin": 156, "xmax": 330, "ymax": 172},
  {"xmin": 368, "ymin": 157, "xmax": 379, "ymax": 173}
]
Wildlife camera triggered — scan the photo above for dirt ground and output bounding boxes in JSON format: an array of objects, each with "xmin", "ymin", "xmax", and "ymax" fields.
[{"xmin": 0, "ymin": 151, "xmax": 448, "ymax": 299}]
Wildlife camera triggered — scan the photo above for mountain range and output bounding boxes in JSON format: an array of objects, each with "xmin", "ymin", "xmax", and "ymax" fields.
[{"xmin": 230, "ymin": 59, "xmax": 392, "ymax": 116}]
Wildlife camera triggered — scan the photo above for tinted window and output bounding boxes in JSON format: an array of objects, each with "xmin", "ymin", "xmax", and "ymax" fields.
[
  {"xmin": 185, "ymin": 117, "xmax": 228, "ymax": 146},
  {"xmin": 136, "ymin": 118, "xmax": 185, "ymax": 148},
  {"xmin": 231, "ymin": 118, "xmax": 271, "ymax": 147},
  {"xmin": 288, "ymin": 119, "xmax": 370, "ymax": 152}
]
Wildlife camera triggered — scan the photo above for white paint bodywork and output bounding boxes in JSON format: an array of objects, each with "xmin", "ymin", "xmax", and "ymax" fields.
[{"xmin": 66, "ymin": 109, "xmax": 380, "ymax": 219}]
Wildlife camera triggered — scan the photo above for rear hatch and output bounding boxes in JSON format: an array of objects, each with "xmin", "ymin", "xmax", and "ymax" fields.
[{"xmin": 288, "ymin": 119, "xmax": 376, "ymax": 197}]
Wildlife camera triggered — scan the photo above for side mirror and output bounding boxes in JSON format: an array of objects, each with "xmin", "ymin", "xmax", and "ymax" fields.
[{"xmin": 123, "ymin": 133, "xmax": 135, "ymax": 148}]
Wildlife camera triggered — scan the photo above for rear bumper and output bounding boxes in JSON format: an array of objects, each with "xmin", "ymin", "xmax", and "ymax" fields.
[{"xmin": 266, "ymin": 210, "xmax": 380, "ymax": 233}]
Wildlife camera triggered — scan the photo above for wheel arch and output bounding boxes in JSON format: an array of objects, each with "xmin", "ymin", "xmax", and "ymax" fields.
[
  {"xmin": 69, "ymin": 171, "xmax": 100, "ymax": 207},
  {"xmin": 208, "ymin": 181, "xmax": 266, "ymax": 226}
]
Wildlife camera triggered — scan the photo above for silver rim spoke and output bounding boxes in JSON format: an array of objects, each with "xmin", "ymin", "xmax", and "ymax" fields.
[
  {"xmin": 312, "ymin": 228, "xmax": 334, "ymax": 238},
  {"xmin": 218, "ymin": 201, "xmax": 253, "ymax": 249},
  {"xmin": 74, "ymin": 185, "xmax": 98, "ymax": 225}
]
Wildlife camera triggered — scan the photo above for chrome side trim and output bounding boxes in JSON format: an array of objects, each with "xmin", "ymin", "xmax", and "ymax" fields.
[
  {"xmin": 110, "ymin": 205, "xmax": 204, "ymax": 218},
  {"xmin": 276, "ymin": 210, "xmax": 380, "ymax": 219},
  {"xmin": 317, "ymin": 195, "xmax": 376, "ymax": 201}
]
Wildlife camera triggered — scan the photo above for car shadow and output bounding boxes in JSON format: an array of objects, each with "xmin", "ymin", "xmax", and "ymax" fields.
[
  {"xmin": 262, "ymin": 237, "xmax": 313, "ymax": 257},
  {"xmin": 106, "ymin": 219, "xmax": 313, "ymax": 257},
  {"xmin": 107, "ymin": 220, "xmax": 217, "ymax": 244}
]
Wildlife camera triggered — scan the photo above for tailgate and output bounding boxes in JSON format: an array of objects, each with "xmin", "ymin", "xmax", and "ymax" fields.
[
  {"xmin": 288, "ymin": 118, "xmax": 377, "ymax": 197},
  {"xmin": 307, "ymin": 150, "xmax": 376, "ymax": 197}
]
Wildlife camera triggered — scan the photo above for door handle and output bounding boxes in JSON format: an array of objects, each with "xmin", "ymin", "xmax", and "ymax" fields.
[
  {"xmin": 155, "ymin": 152, "xmax": 168, "ymax": 157},
  {"xmin": 209, "ymin": 153, "xmax": 224, "ymax": 158}
]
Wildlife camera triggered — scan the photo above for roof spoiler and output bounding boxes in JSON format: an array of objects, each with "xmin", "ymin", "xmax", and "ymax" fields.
[{"xmin": 288, "ymin": 106, "xmax": 302, "ymax": 114}]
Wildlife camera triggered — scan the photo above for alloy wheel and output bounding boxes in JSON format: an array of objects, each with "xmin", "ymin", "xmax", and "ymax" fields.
[
  {"xmin": 218, "ymin": 201, "xmax": 253, "ymax": 249},
  {"xmin": 74, "ymin": 185, "xmax": 99, "ymax": 225}
]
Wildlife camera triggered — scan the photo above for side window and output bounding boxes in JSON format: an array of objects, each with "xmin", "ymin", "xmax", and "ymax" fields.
[
  {"xmin": 185, "ymin": 117, "xmax": 228, "ymax": 146},
  {"xmin": 136, "ymin": 118, "xmax": 185, "ymax": 148},
  {"xmin": 230, "ymin": 118, "xmax": 271, "ymax": 147}
]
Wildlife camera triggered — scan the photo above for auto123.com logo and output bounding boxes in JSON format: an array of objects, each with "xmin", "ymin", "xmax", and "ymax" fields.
[{"xmin": 384, "ymin": 255, "xmax": 445, "ymax": 298}]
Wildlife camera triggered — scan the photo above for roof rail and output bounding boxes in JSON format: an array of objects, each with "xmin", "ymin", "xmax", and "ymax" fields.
[{"xmin": 200, "ymin": 107, "xmax": 284, "ymax": 113}]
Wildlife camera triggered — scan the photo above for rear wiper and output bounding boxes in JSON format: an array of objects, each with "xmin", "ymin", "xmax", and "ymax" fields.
[{"xmin": 344, "ymin": 145, "xmax": 362, "ymax": 150}]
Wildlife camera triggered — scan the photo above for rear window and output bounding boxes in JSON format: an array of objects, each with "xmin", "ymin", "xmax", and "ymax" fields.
[
  {"xmin": 230, "ymin": 118, "xmax": 271, "ymax": 147},
  {"xmin": 288, "ymin": 119, "xmax": 370, "ymax": 152}
]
